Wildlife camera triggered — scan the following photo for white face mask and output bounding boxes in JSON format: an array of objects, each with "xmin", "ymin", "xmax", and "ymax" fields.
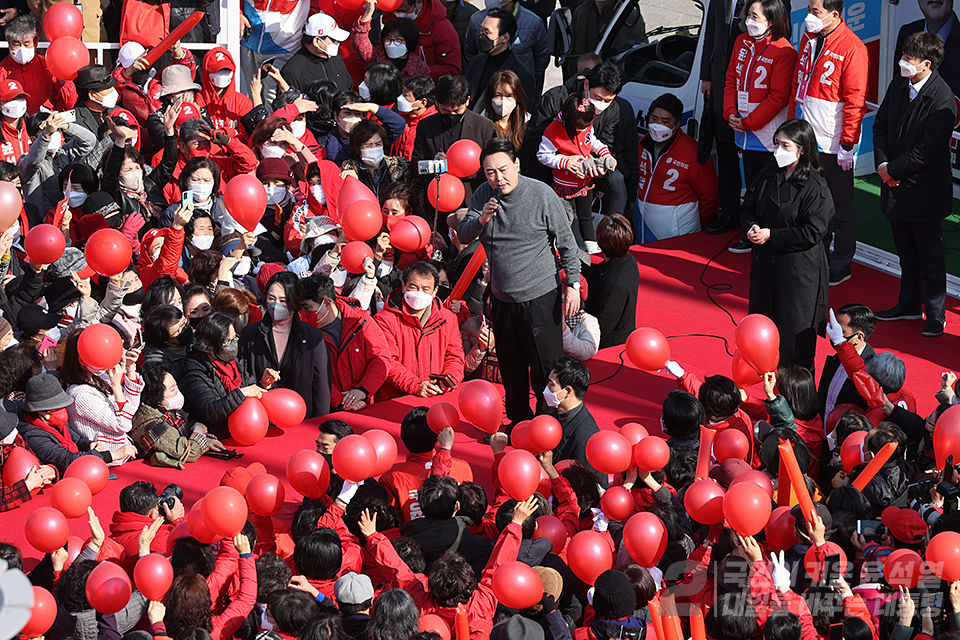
[
  {"xmin": 745, "ymin": 18, "xmax": 767, "ymax": 38},
  {"xmin": 543, "ymin": 385, "xmax": 561, "ymax": 408},
  {"xmin": 396, "ymin": 94, "xmax": 415, "ymax": 113},
  {"xmin": 210, "ymin": 69, "xmax": 233, "ymax": 88},
  {"xmin": 804, "ymin": 12, "xmax": 831, "ymax": 33},
  {"xmin": 66, "ymin": 190, "xmax": 87, "ymax": 208},
  {"xmin": 361, "ymin": 145, "xmax": 385, "ymax": 167},
  {"xmin": 2, "ymin": 337, "xmax": 18, "ymax": 351},
  {"xmin": 260, "ymin": 609, "xmax": 275, "ymax": 633},
  {"xmin": 119, "ymin": 169, "xmax": 144, "ymax": 192},
  {"xmin": 261, "ymin": 144, "xmax": 286, "ymax": 158},
  {"xmin": 11, "ymin": 45, "xmax": 34, "ymax": 66},
  {"xmin": 47, "ymin": 131, "xmax": 64, "ymax": 153},
  {"xmin": 323, "ymin": 41, "xmax": 340, "ymax": 58},
  {"xmin": 774, "ymin": 146, "xmax": 799, "ymax": 168},
  {"xmin": 150, "ymin": 244, "xmax": 162, "ymax": 261},
  {"xmin": 331, "ymin": 266, "xmax": 348, "ymax": 287},
  {"xmin": 358, "ymin": 81, "xmax": 371, "ymax": 101},
  {"xmin": 899, "ymin": 59, "xmax": 918, "ymax": 78},
  {"xmin": 588, "ymin": 97, "xmax": 610, "ymax": 113},
  {"xmin": 393, "ymin": 8, "xmax": 418, "ymax": 20},
  {"xmin": 310, "ymin": 184, "xmax": 326, "ymax": 205},
  {"xmin": 403, "ymin": 290, "xmax": 433, "ymax": 311},
  {"xmin": 384, "ymin": 42, "xmax": 407, "ymax": 59},
  {"xmin": 192, "ymin": 234, "xmax": 214, "ymax": 250},
  {"xmin": 189, "ymin": 182, "xmax": 214, "ymax": 202},
  {"xmin": 265, "ymin": 185, "xmax": 288, "ymax": 205},
  {"xmin": 290, "ymin": 120, "xmax": 307, "ymax": 138},
  {"xmin": 647, "ymin": 122, "xmax": 674, "ymax": 143},
  {"xmin": 97, "ymin": 89, "xmax": 119, "ymax": 109},
  {"xmin": 2, "ymin": 99, "xmax": 27, "ymax": 119},
  {"xmin": 492, "ymin": 97, "xmax": 516, "ymax": 118},
  {"xmin": 164, "ymin": 390, "xmax": 185, "ymax": 411},
  {"xmin": 233, "ymin": 255, "xmax": 252, "ymax": 277}
]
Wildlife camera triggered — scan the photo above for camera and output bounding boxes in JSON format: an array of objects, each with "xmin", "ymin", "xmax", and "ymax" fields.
[
  {"xmin": 939, "ymin": 481, "xmax": 959, "ymax": 513},
  {"xmin": 418, "ymin": 159, "xmax": 448, "ymax": 175},
  {"xmin": 856, "ymin": 520, "xmax": 886, "ymax": 543},
  {"xmin": 158, "ymin": 484, "xmax": 183, "ymax": 512}
]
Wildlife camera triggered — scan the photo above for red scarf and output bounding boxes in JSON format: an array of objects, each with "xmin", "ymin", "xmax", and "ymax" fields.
[
  {"xmin": 27, "ymin": 414, "xmax": 78, "ymax": 453},
  {"xmin": 211, "ymin": 358, "xmax": 242, "ymax": 392}
]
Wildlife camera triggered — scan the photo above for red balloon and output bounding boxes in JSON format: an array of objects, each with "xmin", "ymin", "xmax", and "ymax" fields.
[
  {"xmin": 764, "ymin": 506, "xmax": 798, "ymax": 553},
  {"xmin": 77, "ymin": 323, "xmax": 123, "ymax": 371},
  {"xmin": 24, "ymin": 224, "xmax": 66, "ymax": 265},
  {"xmin": 364, "ymin": 429, "xmax": 399, "ymax": 476},
  {"xmin": 390, "ymin": 215, "xmax": 431, "ymax": 252},
  {"xmin": 619, "ymin": 423, "xmax": 649, "ymax": 446},
  {"xmin": 0, "ymin": 182, "xmax": 19, "ymax": 232},
  {"xmin": 134, "ymin": 553, "xmax": 174, "ymax": 601},
  {"xmin": 883, "ymin": 549, "xmax": 924, "ymax": 589},
  {"xmin": 536, "ymin": 466, "xmax": 551, "ymax": 498},
  {"xmin": 224, "ymin": 175, "xmax": 267, "ymax": 232},
  {"xmin": 841, "ymin": 431, "xmax": 867, "ymax": 473},
  {"xmin": 498, "ymin": 450, "xmax": 540, "ymax": 501},
  {"xmin": 634, "ymin": 436, "xmax": 670, "ymax": 472},
  {"xmin": 246, "ymin": 473, "xmax": 285, "ymax": 517},
  {"xmin": 85, "ymin": 561, "xmax": 132, "ymax": 614},
  {"xmin": 65, "ymin": 535, "xmax": 84, "ymax": 570},
  {"xmin": 510, "ymin": 421, "xmax": 536, "ymax": 454},
  {"xmin": 458, "ymin": 379, "xmax": 502, "ymax": 433},
  {"xmin": 722, "ymin": 482, "xmax": 772, "ymax": 536},
  {"xmin": 187, "ymin": 499, "xmax": 222, "ymax": 544},
  {"xmin": 286, "ymin": 450, "xmax": 330, "ymax": 498},
  {"xmin": 731, "ymin": 351, "xmax": 762, "ymax": 387},
  {"xmin": 85, "ymin": 228, "xmax": 132, "ymax": 276},
  {"xmin": 735, "ymin": 314, "xmax": 780, "ymax": 375},
  {"xmin": 202, "ymin": 486, "xmax": 248, "ymax": 537},
  {"xmin": 342, "ymin": 200, "xmax": 383, "ymax": 242},
  {"xmin": 533, "ymin": 515, "xmax": 568, "ymax": 554},
  {"xmin": 684, "ymin": 479, "xmax": 726, "ymax": 525},
  {"xmin": 625, "ymin": 327, "xmax": 670, "ymax": 371},
  {"xmin": 935, "ymin": 405, "xmax": 960, "ymax": 469},
  {"xmin": 567, "ymin": 530, "xmax": 613, "ymax": 585},
  {"xmin": 713, "ymin": 429, "xmax": 749, "ymax": 462},
  {"xmin": 729, "ymin": 470, "xmax": 774, "ymax": 499},
  {"xmin": 600, "ymin": 486, "xmax": 634, "ymax": 521},
  {"xmin": 22, "ymin": 586, "xmax": 56, "ymax": 637},
  {"xmin": 529, "ymin": 415, "xmax": 563, "ymax": 452},
  {"xmin": 623, "ymin": 512, "xmax": 667, "ymax": 567},
  {"xmin": 446, "ymin": 140, "xmax": 482, "ymax": 178},
  {"xmin": 927, "ymin": 532, "xmax": 960, "ymax": 582},
  {"xmin": 340, "ymin": 241, "xmax": 374, "ymax": 274},
  {"xmin": 427, "ymin": 402, "xmax": 460, "ymax": 433},
  {"xmin": 332, "ymin": 434, "xmax": 378, "ymax": 482},
  {"xmin": 339, "ymin": 175, "xmax": 378, "ymax": 211},
  {"xmin": 2, "ymin": 447, "xmax": 40, "ymax": 492},
  {"xmin": 45, "ymin": 36, "xmax": 87, "ymax": 81},
  {"xmin": 24, "ymin": 507, "xmax": 69, "ymax": 553},
  {"xmin": 259, "ymin": 388, "xmax": 307, "ymax": 430},
  {"xmin": 420, "ymin": 614, "xmax": 451, "ymax": 640},
  {"xmin": 586, "ymin": 431, "xmax": 634, "ymax": 474},
  {"xmin": 803, "ymin": 542, "xmax": 848, "ymax": 581},
  {"xmin": 64, "ymin": 455, "xmax": 109, "ymax": 495},
  {"xmin": 492, "ymin": 561, "xmax": 543, "ymax": 609},
  {"xmin": 426, "ymin": 174, "xmax": 465, "ymax": 212},
  {"xmin": 44, "ymin": 2, "xmax": 84, "ymax": 40},
  {"xmin": 229, "ymin": 397, "xmax": 269, "ymax": 445},
  {"xmin": 825, "ymin": 403, "xmax": 863, "ymax": 434},
  {"xmin": 166, "ymin": 521, "xmax": 191, "ymax": 555},
  {"xmin": 50, "ymin": 477, "xmax": 92, "ymax": 519}
]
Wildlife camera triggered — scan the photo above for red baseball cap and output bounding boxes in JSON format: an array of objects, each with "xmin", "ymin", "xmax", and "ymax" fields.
[
  {"xmin": 175, "ymin": 102, "xmax": 203, "ymax": 129},
  {"xmin": 207, "ymin": 48, "xmax": 234, "ymax": 73},
  {"xmin": 881, "ymin": 506, "xmax": 926, "ymax": 544},
  {"xmin": 0, "ymin": 79, "xmax": 29, "ymax": 102}
]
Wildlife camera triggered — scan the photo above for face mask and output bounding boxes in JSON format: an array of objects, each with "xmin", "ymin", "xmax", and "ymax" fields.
[
  {"xmin": 2, "ymin": 99, "xmax": 26, "ymax": 119},
  {"xmin": 588, "ymin": 97, "xmax": 610, "ymax": 113},
  {"xmin": 339, "ymin": 115, "xmax": 362, "ymax": 133},
  {"xmin": 218, "ymin": 337, "xmax": 239, "ymax": 361},
  {"xmin": 210, "ymin": 69, "xmax": 233, "ymax": 88},
  {"xmin": 47, "ymin": 407, "xmax": 69, "ymax": 428},
  {"xmin": 123, "ymin": 288, "xmax": 145, "ymax": 306},
  {"xmin": 361, "ymin": 145, "xmax": 385, "ymax": 167},
  {"xmin": 10, "ymin": 45, "xmax": 35, "ymax": 66},
  {"xmin": 189, "ymin": 182, "xmax": 214, "ymax": 202},
  {"xmin": 396, "ymin": 94, "xmax": 415, "ymax": 113},
  {"xmin": 192, "ymin": 234, "xmax": 214, "ymax": 250},
  {"xmin": 97, "ymin": 89, "xmax": 119, "ymax": 109},
  {"xmin": 164, "ymin": 390, "xmax": 185, "ymax": 411},
  {"xmin": 478, "ymin": 34, "xmax": 496, "ymax": 54},
  {"xmin": 403, "ymin": 290, "xmax": 433, "ymax": 311},
  {"xmin": 233, "ymin": 255, "xmax": 252, "ymax": 277},
  {"xmin": 393, "ymin": 5, "xmax": 418, "ymax": 20},
  {"xmin": 899, "ymin": 59, "xmax": 918, "ymax": 78},
  {"xmin": 174, "ymin": 323, "xmax": 193, "ymax": 347},
  {"xmin": 310, "ymin": 184, "xmax": 326, "ymax": 205},
  {"xmin": 84, "ymin": 364, "xmax": 107, "ymax": 377},
  {"xmin": 804, "ymin": 12, "xmax": 830, "ymax": 33},
  {"xmin": 358, "ymin": 81, "xmax": 371, "ymax": 101},
  {"xmin": 119, "ymin": 169, "xmax": 144, "ymax": 192},
  {"xmin": 492, "ymin": 97, "xmax": 516, "ymax": 118},
  {"xmin": 46, "ymin": 131, "xmax": 63, "ymax": 153},
  {"xmin": 261, "ymin": 144, "xmax": 286, "ymax": 158},
  {"xmin": 290, "ymin": 120, "xmax": 307, "ymax": 138},
  {"xmin": 66, "ymin": 190, "xmax": 87, "ymax": 208},
  {"xmin": 150, "ymin": 244, "xmax": 162, "ymax": 261},
  {"xmin": 774, "ymin": 146, "xmax": 799, "ymax": 168},
  {"xmin": 384, "ymin": 42, "xmax": 407, "ymax": 59},
  {"xmin": 315, "ymin": 302, "xmax": 332, "ymax": 326},
  {"xmin": 235, "ymin": 312, "xmax": 250, "ymax": 333},
  {"xmin": 648, "ymin": 122, "xmax": 675, "ymax": 143},
  {"xmin": 323, "ymin": 41, "xmax": 340, "ymax": 58},
  {"xmin": 265, "ymin": 185, "xmax": 288, "ymax": 205},
  {"xmin": 2, "ymin": 337, "xmax": 18, "ymax": 351},
  {"xmin": 131, "ymin": 68, "xmax": 154, "ymax": 86},
  {"xmin": 266, "ymin": 301, "xmax": 291, "ymax": 322},
  {"xmin": 543, "ymin": 385, "xmax": 561, "ymax": 408},
  {"xmin": 439, "ymin": 112, "xmax": 464, "ymax": 128},
  {"xmin": 331, "ymin": 266, "xmax": 348, "ymax": 287},
  {"xmin": 484, "ymin": 0, "xmax": 502, "ymax": 9},
  {"xmin": 437, "ymin": 284, "xmax": 450, "ymax": 302},
  {"xmin": 188, "ymin": 146, "xmax": 211, "ymax": 159}
]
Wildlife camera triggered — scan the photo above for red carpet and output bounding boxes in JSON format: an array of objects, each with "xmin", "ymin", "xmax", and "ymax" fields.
[{"xmin": 6, "ymin": 230, "xmax": 958, "ymax": 569}]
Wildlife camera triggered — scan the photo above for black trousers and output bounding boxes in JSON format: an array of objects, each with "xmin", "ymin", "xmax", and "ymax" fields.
[
  {"xmin": 889, "ymin": 219, "xmax": 947, "ymax": 319},
  {"xmin": 593, "ymin": 168, "xmax": 628, "ymax": 218},
  {"xmin": 491, "ymin": 288, "xmax": 564, "ymax": 423},
  {"xmin": 820, "ymin": 153, "xmax": 856, "ymax": 273},
  {"xmin": 716, "ymin": 139, "xmax": 743, "ymax": 222}
]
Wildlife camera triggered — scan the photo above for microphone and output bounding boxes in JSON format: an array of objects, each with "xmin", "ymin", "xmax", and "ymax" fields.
[{"xmin": 492, "ymin": 188, "xmax": 502, "ymax": 217}]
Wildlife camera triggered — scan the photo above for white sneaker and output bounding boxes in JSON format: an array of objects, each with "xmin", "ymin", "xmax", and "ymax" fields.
[{"xmin": 584, "ymin": 240, "xmax": 602, "ymax": 255}]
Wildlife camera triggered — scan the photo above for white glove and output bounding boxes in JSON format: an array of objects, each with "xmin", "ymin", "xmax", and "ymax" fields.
[
  {"xmin": 837, "ymin": 147, "xmax": 855, "ymax": 171},
  {"xmin": 591, "ymin": 507, "xmax": 609, "ymax": 533},
  {"xmin": 826, "ymin": 309, "xmax": 845, "ymax": 346},
  {"xmin": 664, "ymin": 360, "xmax": 685, "ymax": 378},
  {"xmin": 586, "ymin": 587, "xmax": 594, "ymax": 605},
  {"xmin": 337, "ymin": 479, "xmax": 361, "ymax": 504},
  {"xmin": 770, "ymin": 550, "xmax": 791, "ymax": 592}
]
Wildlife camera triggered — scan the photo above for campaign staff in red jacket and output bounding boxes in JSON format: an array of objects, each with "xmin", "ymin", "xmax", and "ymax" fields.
[
  {"xmin": 374, "ymin": 261, "xmax": 465, "ymax": 400},
  {"xmin": 0, "ymin": 15, "xmax": 77, "ymax": 115},
  {"xmin": 196, "ymin": 47, "xmax": 253, "ymax": 137},
  {"xmin": 0, "ymin": 80, "xmax": 31, "ymax": 164}
]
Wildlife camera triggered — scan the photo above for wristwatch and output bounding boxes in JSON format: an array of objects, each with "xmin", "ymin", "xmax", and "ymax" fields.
[{"xmin": 570, "ymin": 281, "xmax": 580, "ymax": 290}]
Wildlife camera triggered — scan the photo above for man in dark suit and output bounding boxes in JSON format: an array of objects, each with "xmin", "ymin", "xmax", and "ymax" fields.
[
  {"xmin": 874, "ymin": 31, "xmax": 958, "ymax": 337},
  {"xmin": 818, "ymin": 303, "xmax": 876, "ymax": 419},
  {"xmin": 894, "ymin": 0, "xmax": 960, "ymax": 95},
  {"xmin": 699, "ymin": 0, "xmax": 744, "ymax": 237},
  {"xmin": 464, "ymin": 8, "xmax": 536, "ymax": 111}
]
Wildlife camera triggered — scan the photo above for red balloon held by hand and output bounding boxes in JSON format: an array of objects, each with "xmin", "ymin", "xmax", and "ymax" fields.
[
  {"xmin": 533, "ymin": 515, "xmax": 568, "ymax": 554},
  {"xmin": 332, "ymin": 434, "xmax": 378, "ymax": 482},
  {"xmin": 85, "ymin": 228, "xmax": 132, "ymax": 277},
  {"xmin": 24, "ymin": 224, "xmax": 66, "ymax": 265},
  {"xmin": 528, "ymin": 415, "xmax": 563, "ymax": 452},
  {"xmin": 728, "ymin": 470, "xmax": 774, "ymax": 499},
  {"xmin": 246, "ymin": 473, "xmax": 286, "ymax": 517},
  {"xmin": 64, "ymin": 455, "xmax": 109, "ymax": 495},
  {"xmin": 722, "ymin": 481, "xmax": 771, "ymax": 536},
  {"xmin": 187, "ymin": 499, "xmax": 222, "ymax": 544},
  {"xmin": 446, "ymin": 140, "xmax": 482, "ymax": 178},
  {"xmin": 934, "ymin": 405, "xmax": 960, "ymax": 469},
  {"xmin": 259, "ymin": 388, "xmax": 307, "ymax": 430},
  {"xmin": 339, "ymin": 175, "xmax": 378, "ymax": 210},
  {"xmin": 390, "ymin": 215, "xmax": 431, "ymax": 252},
  {"xmin": 45, "ymin": 37, "xmax": 87, "ymax": 82},
  {"xmin": 50, "ymin": 477, "xmax": 92, "ymax": 519},
  {"xmin": 342, "ymin": 200, "xmax": 383, "ymax": 242},
  {"xmin": 77, "ymin": 323, "xmax": 124, "ymax": 371},
  {"xmin": 85, "ymin": 561, "xmax": 132, "ymax": 614},
  {"xmin": 286, "ymin": 450, "xmax": 330, "ymax": 498},
  {"xmin": 683, "ymin": 479, "xmax": 726, "ymax": 525},
  {"xmin": 427, "ymin": 402, "xmax": 460, "ymax": 433},
  {"xmin": 841, "ymin": 431, "xmax": 867, "ymax": 473},
  {"xmin": 634, "ymin": 436, "xmax": 670, "ymax": 472},
  {"xmin": 426, "ymin": 174, "xmax": 465, "ymax": 212},
  {"xmin": 44, "ymin": 2, "xmax": 84, "ymax": 40},
  {"xmin": 458, "ymin": 379, "xmax": 502, "ymax": 433},
  {"xmin": 927, "ymin": 531, "xmax": 960, "ymax": 582},
  {"xmin": 765, "ymin": 506, "xmax": 798, "ymax": 553},
  {"xmin": 228, "ymin": 397, "xmax": 269, "ymax": 445},
  {"xmin": 340, "ymin": 241, "xmax": 374, "ymax": 274},
  {"xmin": 498, "ymin": 449, "xmax": 540, "ymax": 501},
  {"xmin": 600, "ymin": 485, "xmax": 635, "ymax": 521},
  {"xmin": 24, "ymin": 507, "xmax": 69, "ymax": 553},
  {"xmin": 826, "ymin": 403, "xmax": 863, "ymax": 434},
  {"xmin": 509, "ymin": 421, "xmax": 536, "ymax": 454},
  {"xmin": 619, "ymin": 422, "xmax": 649, "ymax": 446},
  {"xmin": 883, "ymin": 549, "xmax": 924, "ymax": 589},
  {"xmin": 623, "ymin": 512, "xmax": 667, "ymax": 567},
  {"xmin": 566, "ymin": 530, "xmax": 612, "ymax": 585},
  {"xmin": 803, "ymin": 542, "xmax": 848, "ymax": 581},
  {"xmin": 731, "ymin": 351, "xmax": 762, "ymax": 387},
  {"xmin": 224, "ymin": 175, "xmax": 267, "ymax": 232},
  {"xmin": 134, "ymin": 553, "xmax": 174, "ymax": 601},
  {"xmin": 377, "ymin": 0, "xmax": 403, "ymax": 10},
  {"xmin": 492, "ymin": 561, "xmax": 543, "ymax": 609},
  {"xmin": 626, "ymin": 327, "xmax": 670, "ymax": 371},
  {"xmin": 586, "ymin": 430, "xmax": 634, "ymax": 474},
  {"xmin": 2, "ymin": 447, "xmax": 40, "ymax": 492},
  {"xmin": 364, "ymin": 429, "xmax": 398, "ymax": 476},
  {"xmin": 22, "ymin": 586, "xmax": 57, "ymax": 638},
  {"xmin": 713, "ymin": 429, "xmax": 749, "ymax": 462},
  {"xmin": 420, "ymin": 614, "xmax": 451, "ymax": 640},
  {"xmin": 201, "ymin": 486, "xmax": 248, "ymax": 537},
  {"xmin": 734, "ymin": 314, "xmax": 780, "ymax": 374}
]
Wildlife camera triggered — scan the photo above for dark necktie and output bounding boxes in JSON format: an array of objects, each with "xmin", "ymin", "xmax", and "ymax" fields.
[{"xmin": 730, "ymin": 0, "xmax": 745, "ymax": 36}]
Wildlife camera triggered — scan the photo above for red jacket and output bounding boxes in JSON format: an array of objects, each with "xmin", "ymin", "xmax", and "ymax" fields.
[
  {"xmin": 196, "ymin": 47, "xmax": 253, "ymax": 137},
  {"xmin": 392, "ymin": 106, "xmax": 437, "ymax": 160},
  {"xmin": 320, "ymin": 297, "xmax": 392, "ymax": 408},
  {"xmin": 108, "ymin": 510, "xmax": 185, "ymax": 572},
  {"xmin": 373, "ymin": 290, "xmax": 465, "ymax": 399},
  {"xmin": 0, "ymin": 117, "xmax": 29, "ymax": 165},
  {"xmin": 139, "ymin": 226, "xmax": 189, "ymax": 288},
  {"xmin": 121, "ymin": 0, "xmax": 170, "ymax": 47},
  {"xmin": 381, "ymin": 448, "xmax": 474, "ymax": 522},
  {"xmin": 383, "ymin": 0, "xmax": 462, "ymax": 80},
  {"xmin": 0, "ymin": 56, "xmax": 77, "ymax": 114},
  {"xmin": 637, "ymin": 130, "xmax": 719, "ymax": 226},
  {"xmin": 158, "ymin": 136, "xmax": 259, "ymax": 203},
  {"xmin": 678, "ymin": 372, "xmax": 758, "ymax": 467},
  {"xmin": 113, "ymin": 52, "xmax": 198, "ymax": 129},
  {"xmin": 748, "ymin": 560, "xmax": 819, "ymax": 640}
]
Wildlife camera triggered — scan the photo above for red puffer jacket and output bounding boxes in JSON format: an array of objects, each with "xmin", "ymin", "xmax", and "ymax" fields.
[
  {"xmin": 383, "ymin": 0, "xmax": 462, "ymax": 79},
  {"xmin": 320, "ymin": 297, "xmax": 392, "ymax": 408},
  {"xmin": 196, "ymin": 47, "xmax": 253, "ymax": 137},
  {"xmin": 0, "ymin": 55, "xmax": 77, "ymax": 114},
  {"xmin": 109, "ymin": 510, "xmax": 185, "ymax": 572}
]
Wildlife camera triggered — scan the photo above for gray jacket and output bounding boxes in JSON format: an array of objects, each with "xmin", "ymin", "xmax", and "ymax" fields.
[
  {"xmin": 20, "ymin": 122, "xmax": 97, "ymax": 217},
  {"xmin": 464, "ymin": 5, "xmax": 549, "ymax": 95}
]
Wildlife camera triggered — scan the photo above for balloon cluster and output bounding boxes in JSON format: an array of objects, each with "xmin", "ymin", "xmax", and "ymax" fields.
[
  {"xmin": 44, "ymin": 3, "xmax": 86, "ymax": 82},
  {"xmin": 229, "ymin": 389, "xmax": 307, "ymax": 445},
  {"xmin": 732, "ymin": 314, "xmax": 781, "ymax": 381},
  {"xmin": 330, "ymin": 430, "xmax": 399, "ymax": 481}
]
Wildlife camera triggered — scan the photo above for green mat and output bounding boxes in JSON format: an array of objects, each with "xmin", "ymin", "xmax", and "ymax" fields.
[{"xmin": 852, "ymin": 174, "xmax": 960, "ymax": 276}]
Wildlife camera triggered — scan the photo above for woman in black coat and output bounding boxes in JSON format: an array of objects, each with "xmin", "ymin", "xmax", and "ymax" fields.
[
  {"xmin": 583, "ymin": 213, "xmax": 639, "ymax": 348},
  {"xmin": 239, "ymin": 271, "xmax": 331, "ymax": 420},
  {"xmin": 741, "ymin": 118, "xmax": 834, "ymax": 372},
  {"xmin": 180, "ymin": 312, "xmax": 266, "ymax": 438}
]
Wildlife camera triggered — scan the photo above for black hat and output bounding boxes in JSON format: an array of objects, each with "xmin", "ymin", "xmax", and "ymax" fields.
[
  {"xmin": 16, "ymin": 304, "xmax": 61, "ymax": 338},
  {"xmin": 490, "ymin": 616, "xmax": 545, "ymax": 640},
  {"xmin": 44, "ymin": 277, "xmax": 82, "ymax": 314},
  {"xmin": 0, "ymin": 409, "xmax": 17, "ymax": 441},
  {"xmin": 74, "ymin": 65, "xmax": 118, "ymax": 92},
  {"xmin": 82, "ymin": 191, "xmax": 121, "ymax": 220},
  {"xmin": 761, "ymin": 428, "xmax": 810, "ymax": 476},
  {"xmin": 23, "ymin": 374, "xmax": 74, "ymax": 413},
  {"xmin": 790, "ymin": 501, "xmax": 835, "ymax": 538},
  {"xmin": 592, "ymin": 570, "xmax": 636, "ymax": 620}
]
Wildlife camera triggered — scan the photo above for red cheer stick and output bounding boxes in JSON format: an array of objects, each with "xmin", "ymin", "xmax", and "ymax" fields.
[
  {"xmin": 695, "ymin": 425, "xmax": 715, "ymax": 481},
  {"xmin": 143, "ymin": 12, "xmax": 204, "ymax": 67},
  {"xmin": 450, "ymin": 244, "xmax": 486, "ymax": 301},
  {"xmin": 778, "ymin": 439, "xmax": 815, "ymax": 519},
  {"xmin": 852, "ymin": 442, "xmax": 898, "ymax": 491}
]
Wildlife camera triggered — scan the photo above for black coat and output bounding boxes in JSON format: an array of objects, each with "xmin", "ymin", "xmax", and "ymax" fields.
[
  {"xmin": 238, "ymin": 315, "xmax": 331, "ymax": 420},
  {"xmin": 180, "ymin": 351, "xmax": 256, "ymax": 438},
  {"xmin": 464, "ymin": 49, "xmax": 537, "ymax": 113},
  {"xmin": 817, "ymin": 342, "xmax": 875, "ymax": 418},
  {"xmin": 699, "ymin": 0, "xmax": 744, "ymax": 143},
  {"xmin": 19, "ymin": 420, "xmax": 111, "ymax": 474},
  {"xmin": 873, "ymin": 70, "xmax": 958, "ymax": 223},
  {"xmin": 101, "ymin": 134, "xmax": 179, "ymax": 226},
  {"xmin": 741, "ymin": 166, "xmax": 834, "ymax": 370},
  {"xmin": 554, "ymin": 402, "xmax": 606, "ymax": 488},
  {"xmin": 583, "ymin": 253, "xmax": 639, "ymax": 349},
  {"xmin": 894, "ymin": 13, "xmax": 960, "ymax": 97},
  {"xmin": 281, "ymin": 47, "xmax": 353, "ymax": 94}
]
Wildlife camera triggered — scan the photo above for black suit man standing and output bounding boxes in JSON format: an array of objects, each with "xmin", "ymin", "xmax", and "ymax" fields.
[{"xmin": 894, "ymin": 0, "xmax": 960, "ymax": 95}]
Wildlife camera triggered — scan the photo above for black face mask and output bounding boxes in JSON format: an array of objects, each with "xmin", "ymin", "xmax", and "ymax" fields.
[
  {"xmin": 439, "ymin": 112, "xmax": 464, "ymax": 128},
  {"xmin": 131, "ymin": 68, "xmax": 152, "ymax": 86},
  {"xmin": 123, "ymin": 288, "xmax": 145, "ymax": 306},
  {"xmin": 104, "ymin": 210, "xmax": 124, "ymax": 230},
  {"xmin": 189, "ymin": 315, "xmax": 204, "ymax": 330},
  {"xmin": 437, "ymin": 284, "xmax": 451, "ymax": 302},
  {"xmin": 478, "ymin": 34, "xmax": 496, "ymax": 53},
  {"xmin": 174, "ymin": 324, "xmax": 193, "ymax": 347}
]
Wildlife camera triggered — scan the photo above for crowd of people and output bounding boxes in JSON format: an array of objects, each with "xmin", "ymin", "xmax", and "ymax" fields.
[{"xmin": 0, "ymin": 0, "xmax": 958, "ymax": 637}]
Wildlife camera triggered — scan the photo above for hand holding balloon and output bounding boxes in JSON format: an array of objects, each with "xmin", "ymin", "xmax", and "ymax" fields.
[{"xmin": 512, "ymin": 496, "xmax": 539, "ymax": 525}]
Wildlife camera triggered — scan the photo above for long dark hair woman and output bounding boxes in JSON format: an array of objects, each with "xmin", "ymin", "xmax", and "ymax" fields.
[{"xmin": 742, "ymin": 118, "xmax": 834, "ymax": 371}]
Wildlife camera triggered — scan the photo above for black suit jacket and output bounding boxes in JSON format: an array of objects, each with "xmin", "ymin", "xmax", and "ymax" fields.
[
  {"xmin": 818, "ymin": 342, "xmax": 875, "ymax": 418},
  {"xmin": 873, "ymin": 70, "xmax": 958, "ymax": 223},
  {"xmin": 894, "ymin": 13, "xmax": 960, "ymax": 97},
  {"xmin": 464, "ymin": 49, "xmax": 537, "ymax": 113},
  {"xmin": 699, "ymin": 0, "xmax": 744, "ymax": 142}
]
